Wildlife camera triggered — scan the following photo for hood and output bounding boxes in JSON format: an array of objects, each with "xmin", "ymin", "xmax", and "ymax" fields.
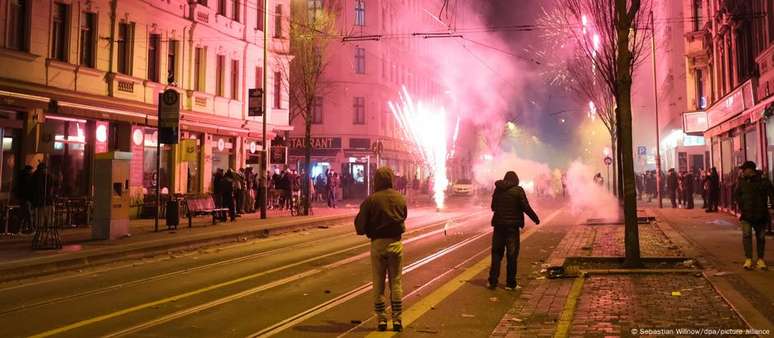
[
  {"xmin": 374, "ymin": 167, "xmax": 394, "ymax": 192},
  {"xmin": 494, "ymin": 180, "xmax": 519, "ymax": 192}
]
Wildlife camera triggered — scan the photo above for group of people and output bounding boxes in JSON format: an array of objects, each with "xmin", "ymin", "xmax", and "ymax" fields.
[
  {"xmin": 636, "ymin": 167, "xmax": 721, "ymax": 212},
  {"xmin": 312, "ymin": 169, "xmax": 340, "ymax": 208},
  {"xmin": 13, "ymin": 163, "xmax": 55, "ymax": 231},
  {"xmin": 212, "ymin": 167, "xmax": 260, "ymax": 222}
]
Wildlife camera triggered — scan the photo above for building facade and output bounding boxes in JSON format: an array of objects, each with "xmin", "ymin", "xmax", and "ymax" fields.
[
  {"xmin": 682, "ymin": 0, "xmax": 774, "ymax": 210},
  {"xmin": 0, "ymin": 0, "xmax": 290, "ymax": 204},
  {"xmin": 287, "ymin": 0, "xmax": 441, "ymax": 198}
]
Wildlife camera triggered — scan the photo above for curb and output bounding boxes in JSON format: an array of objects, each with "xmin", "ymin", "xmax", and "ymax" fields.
[{"xmin": 0, "ymin": 213, "xmax": 355, "ymax": 283}]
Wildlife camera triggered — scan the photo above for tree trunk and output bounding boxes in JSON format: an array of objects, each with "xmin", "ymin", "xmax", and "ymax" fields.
[
  {"xmin": 615, "ymin": 0, "xmax": 642, "ymax": 268},
  {"xmin": 302, "ymin": 104, "xmax": 313, "ymax": 216}
]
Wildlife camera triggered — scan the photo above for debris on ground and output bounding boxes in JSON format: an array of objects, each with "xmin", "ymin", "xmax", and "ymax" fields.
[
  {"xmin": 416, "ymin": 328, "xmax": 439, "ymax": 334},
  {"xmin": 713, "ymin": 271, "xmax": 731, "ymax": 277},
  {"xmin": 671, "ymin": 291, "xmax": 682, "ymax": 296},
  {"xmin": 461, "ymin": 314, "xmax": 475, "ymax": 318},
  {"xmin": 489, "ymin": 297, "xmax": 498, "ymax": 302},
  {"xmin": 350, "ymin": 320, "xmax": 362, "ymax": 324},
  {"xmin": 324, "ymin": 290, "xmax": 331, "ymax": 294}
]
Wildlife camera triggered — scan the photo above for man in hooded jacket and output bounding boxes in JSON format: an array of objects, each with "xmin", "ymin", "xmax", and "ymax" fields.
[
  {"xmin": 488, "ymin": 171, "xmax": 540, "ymax": 290},
  {"xmin": 355, "ymin": 167, "xmax": 407, "ymax": 332}
]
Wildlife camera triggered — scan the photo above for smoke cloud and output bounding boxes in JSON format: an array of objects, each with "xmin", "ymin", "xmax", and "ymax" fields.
[{"xmin": 565, "ymin": 160, "xmax": 620, "ymax": 219}]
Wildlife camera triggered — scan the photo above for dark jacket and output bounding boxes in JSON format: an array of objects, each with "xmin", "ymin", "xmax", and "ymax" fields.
[
  {"xmin": 355, "ymin": 168, "xmax": 407, "ymax": 239},
  {"xmin": 734, "ymin": 172, "xmax": 774, "ymax": 223},
  {"xmin": 491, "ymin": 180, "xmax": 539, "ymax": 229}
]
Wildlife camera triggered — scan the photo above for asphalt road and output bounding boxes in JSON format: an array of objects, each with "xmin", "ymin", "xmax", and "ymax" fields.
[{"xmin": 0, "ymin": 197, "xmax": 570, "ymax": 338}]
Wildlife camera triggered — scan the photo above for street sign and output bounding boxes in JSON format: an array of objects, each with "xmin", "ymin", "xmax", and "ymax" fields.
[
  {"xmin": 371, "ymin": 140, "xmax": 384, "ymax": 154},
  {"xmin": 158, "ymin": 89, "xmax": 180, "ymax": 144},
  {"xmin": 248, "ymin": 88, "xmax": 264, "ymax": 116},
  {"xmin": 637, "ymin": 146, "xmax": 647, "ymax": 156},
  {"xmin": 604, "ymin": 156, "xmax": 613, "ymax": 166},
  {"xmin": 270, "ymin": 146, "xmax": 287, "ymax": 164}
]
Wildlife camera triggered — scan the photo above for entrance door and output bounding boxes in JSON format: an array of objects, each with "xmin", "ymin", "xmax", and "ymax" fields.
[{"xmin": 691, "ymin": 154, "xmax": 704, "ymax": 172}]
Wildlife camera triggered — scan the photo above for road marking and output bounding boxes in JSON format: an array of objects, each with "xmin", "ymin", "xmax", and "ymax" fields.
[
  {"xmin": 248, "ymin": 231, "xmax": 492, "ymax": 338},
  {"xmin": 553, "ymin": 275, "xmax": 585, "ymax": 338},
  {"xmin": 29, "ymin": 214, "xmax": 484, "ymax": 338},
  {"xmin": 362, "ymin": 208, "xmax": 564, "ymax": 338}
]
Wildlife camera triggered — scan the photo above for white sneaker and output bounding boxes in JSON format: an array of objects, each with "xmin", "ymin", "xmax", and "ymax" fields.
[
  {"xmin": 743, "ymin": 258, "xmax": 753, "ymax": 270},
  {"xmin": 756, "ymin": 259, "xmax": 768, "ymax": 270}
]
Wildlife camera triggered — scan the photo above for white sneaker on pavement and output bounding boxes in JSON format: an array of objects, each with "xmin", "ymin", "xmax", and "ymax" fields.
[{"xmin": 743, "ymin": 258, "xmax": 753, "ymax": 270}]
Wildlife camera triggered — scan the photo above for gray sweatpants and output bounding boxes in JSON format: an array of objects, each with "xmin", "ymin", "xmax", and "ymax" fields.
[{"xmin": 370, "ymin": 238, "xmax": 403, "ymax": 322}]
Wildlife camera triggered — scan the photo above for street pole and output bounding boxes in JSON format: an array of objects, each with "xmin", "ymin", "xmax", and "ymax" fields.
[
  {"xmin": 154, "ymin": 121, "xmax": 160, "ymax": 232},
  {"xmin": 260, "ymin": 0, "xmax": 269, "ymax": 219},
  {"xmin": 650, "ymin": 11, "xmax": 663, "ymax": 208},
  {"xmin": 607, "ymin": 164, "xmax": 611, "ymax": 192}
]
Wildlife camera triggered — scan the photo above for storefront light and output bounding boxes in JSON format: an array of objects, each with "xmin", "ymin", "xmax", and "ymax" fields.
[
  {"xmin": 96, "ymin": 124, "xmax": 108, "ymax": 143},
  {"xmin": 132, "ymin": 129, "xmax": 144, "ymax": 146}
]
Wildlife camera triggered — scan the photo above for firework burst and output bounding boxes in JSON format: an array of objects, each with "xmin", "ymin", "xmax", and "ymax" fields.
[{"xmin": 389, "ymin": 86, "xmax": 449, "ymax": 209}]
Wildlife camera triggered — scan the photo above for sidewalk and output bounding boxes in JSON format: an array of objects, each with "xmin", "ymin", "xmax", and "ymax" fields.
[
  {"xmin": 0, "ymin": 204, "xmax": 359, "ymax": 283},
  {"xmin": 491, "ymin": 207, "xmax": 757, "ymax": 337}
]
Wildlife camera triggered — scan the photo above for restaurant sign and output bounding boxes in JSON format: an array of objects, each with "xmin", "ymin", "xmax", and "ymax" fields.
[{"xmin": 289, "ymin": 137, "xmax": 342, "ymax": 149}]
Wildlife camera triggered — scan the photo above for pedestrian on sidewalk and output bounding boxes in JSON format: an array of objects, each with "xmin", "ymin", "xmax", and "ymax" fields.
[
  {"xmin": 667, "ymin": 169, "xmax": 678, "ymax": 208},
  {"xmin": 220, "ymin": 169, "xmax": 237, "ymax": 222},
  {"xmin": 734, "ymin": 161, "xmax": 772, "ymax": 270},
  {"xmin": 354, "ymin": 167, "xmax": 407, "ymax": 332},
  {"xmin": 14, "ymin": 165, "xmax": 33, "ymax": 232},
  {"xmin": 706, "ymin": 167, "xmax": 720, "ymax": 212},
  {"xmin": 488, "ymin": 171, "xmax": 540, "ymax": 291},
  {"xmin": 684, "ymin": 169, "xmax": 695, "ymax": 209}
]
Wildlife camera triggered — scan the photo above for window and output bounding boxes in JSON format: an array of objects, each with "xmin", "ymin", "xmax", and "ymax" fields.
[
  {"xmin": 147, "ymin": 34, "xmax": 161, "ymax": 82},
  {"xmin": 273, "ymin": 71, "xmax": 282, "ymax": 108},
  {"xmin": 194, "ymin": 47, "xmax": 205, "ymax": 91},
  {"xmin": 7, "ymin": 0, "xmax": 30, "ymax": 51},
  {"xmin": 692, "ymin": 0, "xmax": 702, "ymax": 31},
  {"xmin": 353, "ymin": 97, "xmax": 365, "ymax": 124},
  {"xmin": 51, "ymin": 3, "xmax": 70, "ymax": 61},
  {"xmin": 308, "ymin": 0, "xmax": 323, "ymax": 21},
  {"xmin": 255, "ymin": 66, "xmax": 263, "ymax": 89},
  {"xmin": 769, "ymin": 0, "xmax": 774, "ymax": 43},
  {"xmin": 79, "ymin": 12, "xmax": 96, "ymax": 67},
  {"xmin": 274, "ymin": 5, "xmax": 282, "ymax": 38},
  {"xmin": 216, "ymin": 55, "xmax": 225, "ymax": 96},
  {"xmin": 117, "ymin": 22, "xmax": 134, "ymax": 75},
  {"xmin": 218, "ymin": 0, "xmax": 226, "ymax": 16},
  {"xmin": 355, "ymin": 48, "xmax": 366, "ymax": 74},
  {"xmin": 256, "ymin": 0, "xmax": 264, "ymax": 30},
  {"xmin": 355, "ymin": 0, "xmax": 365, "ymax": 26},
  {"xmin": 231, "ymin": 59, "xmax": 240, "ymax": 100},
  {"xmin": 695, "ymin": 69, "xmax": 704, "ymax": 109},
  {"xmin": 312, "ymin": 97, "xmax": 323, "ymax": 124},
  {"xmin": 167, "ymin": 40, "xmax": 178, "ymax": 84},
  {"xmin": 232, "ymin": 0, "xmax": 240, "ymax": 21}
]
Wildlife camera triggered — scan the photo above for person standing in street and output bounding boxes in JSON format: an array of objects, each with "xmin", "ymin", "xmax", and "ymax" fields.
[
  {"xmin": 734, "ymin": 161, "xmax": 772, "ymax": 270},
  {"xmin": 488, "ymin": 171, "xmax": 540, "ymax": 290},
  {"xmin": 684, "ymin": 169, "xmax": 695, "ymax": 209},
  {"xmin": 354, "ymin": 167, "xmax": 407, "ymax": 332},
  {"xmin": 220, "ymin": 169, "xmax": 237, "ymax": 222}
]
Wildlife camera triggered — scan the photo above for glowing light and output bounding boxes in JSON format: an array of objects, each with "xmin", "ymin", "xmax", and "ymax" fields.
[
  {"xmin": 132, "ymin": 128, "xmax": 144, "ymax": 146},
  {"xmin": 96, "ymin": 124, "xmax": 108, "ymax": 143},
  {"xmin": 592, "ymin": 33, "xmax": 601, "ymax": 50},
  {"xmin": 588, "ymin": 101, "xmax": 597, "ymax": 121},
  {"xmin": 389, "ymin": 86, "xmax": 449, "ymax": 209},
  {"xmin": 581, "ymin": 15, "xmax": 588, "ymax": 26}
]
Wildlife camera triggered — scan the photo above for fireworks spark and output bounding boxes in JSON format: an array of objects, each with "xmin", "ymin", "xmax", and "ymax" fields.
[{"xmin": 389, "ymin": 86, "xmax": 449, "ymax": 209}]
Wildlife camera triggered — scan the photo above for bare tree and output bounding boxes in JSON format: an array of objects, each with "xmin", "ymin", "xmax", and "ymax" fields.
[
  {"xmin": 277, "ymin": 1, "xmax": 338, "ymax": 215},
  {"xmin": 556, "ymin": 0, "xmax": 651, "ymax": 267}
]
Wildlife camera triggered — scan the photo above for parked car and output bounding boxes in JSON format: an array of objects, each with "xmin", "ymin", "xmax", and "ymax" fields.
[{"xmin": 451, "ymin": 179, "xmax": 475, "ymax": 196}]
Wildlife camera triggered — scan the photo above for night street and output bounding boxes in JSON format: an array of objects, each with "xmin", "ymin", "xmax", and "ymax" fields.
[{"xmin": 3, "ymin": 0, "xmax": 774, "ymax": 337}]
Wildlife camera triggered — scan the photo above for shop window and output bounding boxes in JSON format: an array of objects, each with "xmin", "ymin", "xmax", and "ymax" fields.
[
  {"xmin": 212, "ymin": 137, "xmax": 235, "ymax": 181},
  {"xmin": 767, "ymin": 120, "xmax": 774, "ymax": 178},
  {"xmin": 7, "ymin": 0, "xmax": 30, "ymax": 51},
  {"xmin": 1, "ymin": 129, "xmax": 19, "ymax": 194},
  {"xmin": 142, "ymin": 129, "xmax": 170, "ymax": 194},
  {"xmin": 745, "ymin": 128, "xmax": 759, "ymax": 165},
  {"xmin": 47, "ymin": 118, "xmax": 88, "ymax": 197}
]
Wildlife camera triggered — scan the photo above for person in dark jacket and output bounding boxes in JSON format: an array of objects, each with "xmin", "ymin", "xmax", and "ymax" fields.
[
  {"xmin": 488, "ymin": 171, "xmax": 540, "ymax": 290},
  {"xmin": 667, "ymin": 169, "xmax": 678, "ymax": 208},
  {"xmin": 706, "ymin": 167, "xmax": 720, "ymax": 212},
  {"xmin": 734, "ymin": 161, "xmax": 772, "ymax": 270},
  {"xmin": 14, "ymin": 165, "xmax": 34, "ymax": 232},
  {"xmin": 683, "ymin": 170, "xmax": 695, "ymax": 209},
  {"xmin": 220, "ymin": 169, "xmax": 237, "ymax": 222},
  {"xmin": 354, "ymin": 167, "xmax": 407, "ymax": 332}
]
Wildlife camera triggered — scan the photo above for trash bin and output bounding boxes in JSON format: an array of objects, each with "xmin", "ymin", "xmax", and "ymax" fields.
[{"xmin": 166, "ymin": 200, "xmax": 180, "ymax": 229}]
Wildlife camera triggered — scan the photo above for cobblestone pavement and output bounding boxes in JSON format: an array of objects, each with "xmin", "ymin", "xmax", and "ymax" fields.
[
  {"xmin": 491, "ymin": 212, "xmax": 749, "ymax": 338},
  {"xmin": 570, "ymin": 274, "xmax": 749, "ymax": 337}
]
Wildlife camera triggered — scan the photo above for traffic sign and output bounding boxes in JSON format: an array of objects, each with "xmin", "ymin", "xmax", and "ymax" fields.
[
  {"xmin": 159, "ymin": 89, "xmax": 180, "ymax": 128},
  {"xmin": 248, "ymin": 88, "xmax": 264, "ymax": 116},
  {"xmin": 637, "ymin": 146, "xmax": 647, "ymax": 156},
  {"xmin": 604, "ymin": 156, "xmax": 613, "ymax": 166}
]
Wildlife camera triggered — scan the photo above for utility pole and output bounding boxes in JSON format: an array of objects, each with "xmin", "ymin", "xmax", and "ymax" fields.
[
  {"xmin": 650, "ymin": 11, "xmax": 663, "ymax": 208},
  {"xmin": 260, "ymin": 0, "xmax": 270, "ymax": 219}
]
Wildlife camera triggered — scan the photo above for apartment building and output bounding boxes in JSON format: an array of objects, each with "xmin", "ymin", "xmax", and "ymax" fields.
[
  {"xmin": 287, "ymin": 0, "xmax": 441, "ymax": 198},
  {"xmin": 0, "ymin": 0, "xmax": 290, "ymax": 202},
  {"xmin": 682, "ymin": 0, "xmax": 774, "ymax": 210}
]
